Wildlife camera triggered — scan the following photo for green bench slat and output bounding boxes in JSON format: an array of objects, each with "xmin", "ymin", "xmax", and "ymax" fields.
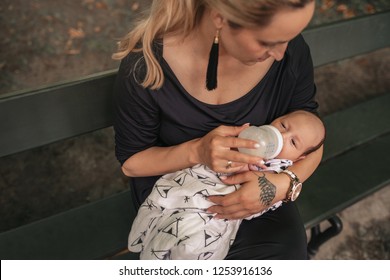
[
  {"xmin": 322, "ymin": 93, "xmax": 390, "ymax": 161},
  {"xmin": 0, "ymin": 71, "xmax": 116, "ymax": 158},
  {"xmin": 303, "ymin": 11, "xmax": 390, "ymax": 67},
  {"xmin": 0, "ymin": 190, "xmax": 137, "ymax": 260},
  {"xmin": 298, "ymin": 133, "xmax": 390, "ymax": 229}
]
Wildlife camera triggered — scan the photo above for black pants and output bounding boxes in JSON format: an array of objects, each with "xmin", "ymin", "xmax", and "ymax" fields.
[
  {"xmin": 225, "ymin": 201, "xmax": 308, "ymax": 260},
  {"xmin": 130, "ymin": 184, "xmax": 308, "ymax": 260}
]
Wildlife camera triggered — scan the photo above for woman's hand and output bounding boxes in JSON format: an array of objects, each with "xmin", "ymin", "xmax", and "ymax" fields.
[
  {"xmin": 193, "ymin": 124, "xmax": 264, "ymax": 173},
  {"xmin": 207, "ymin": 171, "xmax": 287, "ymax": 219}
]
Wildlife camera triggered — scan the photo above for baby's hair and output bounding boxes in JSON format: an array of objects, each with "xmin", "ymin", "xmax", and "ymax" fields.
[
  {"xmin": 301, "ymin": 135, "xmax": 325, "ymax": 157},
  {"xmin": 295, "ymin": 110, "xmax": 326, "ymax": 157}
]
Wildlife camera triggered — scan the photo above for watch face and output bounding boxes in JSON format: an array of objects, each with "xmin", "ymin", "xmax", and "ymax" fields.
[{"xmin": 291, "ymin": 182, "xmax": 302, "ymax": 201}]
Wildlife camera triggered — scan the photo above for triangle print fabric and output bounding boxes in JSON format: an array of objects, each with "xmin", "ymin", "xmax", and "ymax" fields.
[{"xmin": 128, "ymin": 163, "xmax": 287, "ymax": 259}]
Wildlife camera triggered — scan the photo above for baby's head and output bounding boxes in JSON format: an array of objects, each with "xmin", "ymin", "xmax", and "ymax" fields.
[{"xmin": 271, "ymin": 110, "xmax": 325, "ymax": 162}]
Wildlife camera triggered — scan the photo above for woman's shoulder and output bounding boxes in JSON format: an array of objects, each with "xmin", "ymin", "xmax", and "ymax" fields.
[
  {"xmin": 117, "ymin": 41, "xmax": 164, "ymax": 87},
  {"xmin": 288, "ymin": 34, "xmax": 308, "ymax": 49},
  {"xmin": 120, "ymin": 41, "xmax": 163, "ymax": 73},
  {"xmin": 286, "ymin": 34, "xmax": 310, "ymax": 58},
  {"xmin": 285, "ymin": 34, "xmax": 312, "ymax": 74}
]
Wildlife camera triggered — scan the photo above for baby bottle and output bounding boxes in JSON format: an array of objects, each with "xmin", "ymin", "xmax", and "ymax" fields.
[{"xmin": 238, "ymin": 125, "xmax": 283, "ymax": 159}]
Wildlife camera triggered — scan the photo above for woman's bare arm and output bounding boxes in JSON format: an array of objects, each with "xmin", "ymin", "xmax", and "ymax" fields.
[{"xmin": 121, "ymin": 125, "xmax": 263, "ymax": 177}]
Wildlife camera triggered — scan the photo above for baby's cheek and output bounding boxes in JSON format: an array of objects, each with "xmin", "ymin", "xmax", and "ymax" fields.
[{"xmin": 276, "ymin": 148, "xmax": 288, "ymax": 160}]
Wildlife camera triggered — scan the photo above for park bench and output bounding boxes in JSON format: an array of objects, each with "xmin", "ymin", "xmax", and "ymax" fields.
[{"xmin": 0, "ymin": 11, "xmax": 389, "ymax": 260}]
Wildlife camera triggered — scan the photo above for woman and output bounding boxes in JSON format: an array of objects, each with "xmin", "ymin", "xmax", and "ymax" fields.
[{"xmin": 113, "ymin": 0, "xmax": 322, "ymax": 259}]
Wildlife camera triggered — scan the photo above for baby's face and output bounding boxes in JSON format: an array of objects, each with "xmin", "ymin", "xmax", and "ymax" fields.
[{"xmin": 271, "ymin": 111, "xmax": 324, "ymax": 161}]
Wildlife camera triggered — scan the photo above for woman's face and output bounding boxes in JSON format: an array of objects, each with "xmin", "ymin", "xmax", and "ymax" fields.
[{"xmin": 219, "ymin": 2, "xmax": 315, "ymax": 65}]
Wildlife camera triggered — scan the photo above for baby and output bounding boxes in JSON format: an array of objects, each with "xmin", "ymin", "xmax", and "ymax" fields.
[{"xmin": 128, "ymin": 110, "xmax": 325, "ymax": 260}]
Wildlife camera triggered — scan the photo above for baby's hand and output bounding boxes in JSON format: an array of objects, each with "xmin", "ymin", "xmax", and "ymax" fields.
[
  {"xmin": 246, "ymin": 161, "xmax": 267, "ymax": 172},
  {"xmin": 221, "ymin": 161, "xmax": 267, "ymax": 175}
]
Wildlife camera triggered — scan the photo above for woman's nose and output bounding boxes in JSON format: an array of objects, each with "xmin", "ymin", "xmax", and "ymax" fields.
[{"xmin": 268, "ymin": 43, "xmax": 288, "ymax": 61}]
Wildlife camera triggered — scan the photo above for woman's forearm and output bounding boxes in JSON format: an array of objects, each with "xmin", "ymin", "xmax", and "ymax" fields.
[
  {"xmin": 121, "ymin": 138, "xmax": 200, "ymax": 177},
  {"xmin": 289, "ymin": 145, "xmax": 323, "ymax": 183},
  {"xmin": 121, "ymin": 124, "xmax": 261, "ymax": 177}
]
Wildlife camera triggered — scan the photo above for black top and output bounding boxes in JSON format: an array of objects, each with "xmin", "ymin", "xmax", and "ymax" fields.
[{"xmin": 113, "ymin": 34, "xmax": 318, "ymax": 205}]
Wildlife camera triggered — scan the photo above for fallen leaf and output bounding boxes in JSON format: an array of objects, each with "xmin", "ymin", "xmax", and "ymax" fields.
[
  {"xmin": 65, "ymin": 49, "xmax": 81, "ymax": 55},
  {"xmin": 336, "ymin": 4, "xmax": 348, "ymax": 13},
  {"xmin": 364, "ymin": 4, "xmax": 376, "ymax": 14},
  {"xmin": 343, "ymin": 9, "xmax": 356, "ymax": 19},
  {"xmin": 96, "ymin": 2, "xmax": 108, "ymax": 9},
  {"xmin": 44, "ymin": 15, "xmax": 54, "ymax": 22},
  {"xmin": 68, "ymin": 27, "xmax": 85, "ymax": 39},
  {"xmin": 322, "ymin": 0, "xmax": 335, "ymax": 10},
  {"xmin": 65, "ymin": 39, "xmax": 73, "ymax": 49},
  {"xmin": 131, "ymin": 2, "xmax": 139, "ymax": 11}
]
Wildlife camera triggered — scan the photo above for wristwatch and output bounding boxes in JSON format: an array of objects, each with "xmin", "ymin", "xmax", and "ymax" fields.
[{"xmin": 281, "ymin": 170, "xmax": 302, "ymax": 202}]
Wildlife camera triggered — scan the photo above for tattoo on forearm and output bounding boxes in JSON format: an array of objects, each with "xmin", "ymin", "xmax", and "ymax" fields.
[{"xmin": 255, "ymin": 172, "xmax": 276, "ymax": 207}]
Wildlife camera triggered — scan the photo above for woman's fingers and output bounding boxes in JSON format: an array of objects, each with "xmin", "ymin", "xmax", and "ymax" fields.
[
  {"xmin": 218, "ymin": 171, "xmax": 253, "ymax": 185},
  {"xmin": 197, "ymin": 124, "xmax": 264, "ymax": 172},
  {"xmin": 214, "ymin": 147, "xmax": 264, "ymax": 172},
  {"xmin": 207, "ymin": 171, "xmax": 273, "ymax": 219},
  {"xmin": 207, "ymin": 193, "xmax": 237, "ymax": 208},
  {"xmin": 207, "ymin": 200, "xmax": 245, "ymax": 219},
  {"xmin": 214, "ymin": 208, "xmax": 252, "ymax": 220},
  {"xmin": 213, "ymin": 134, "xmax": 259, "ymax": 150},
  {"xmin": 207, "ymin": 194, "xmax": 260, "ymax": 220},
  {"xmin": 211, "ymin": 125, "xmax": 260, "ymax": 151},
  {"xmin": 216, "ymin": 123, "xmax": 250, "ymax": 137}
]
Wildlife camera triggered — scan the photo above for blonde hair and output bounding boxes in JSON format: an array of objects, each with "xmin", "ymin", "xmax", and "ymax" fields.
[{"xmin": 112, "ymin": 0, "xmax": 313, "ymax": 89}]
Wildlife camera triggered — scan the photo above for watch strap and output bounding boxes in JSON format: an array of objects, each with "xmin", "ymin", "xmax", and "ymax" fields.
[{"xmin": 281, "ymin": 170, "xmax": 300, "ymax": 202}]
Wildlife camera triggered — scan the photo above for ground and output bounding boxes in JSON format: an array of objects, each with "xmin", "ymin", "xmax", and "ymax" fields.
[{"xmin": 0, "ymin": 0, "xmax": 389, "ymax": 259}]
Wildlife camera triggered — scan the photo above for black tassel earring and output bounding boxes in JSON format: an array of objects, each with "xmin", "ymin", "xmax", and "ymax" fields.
[{"xmin": 206, "ymin": 29, "xmax": 220, "ymax": 91}]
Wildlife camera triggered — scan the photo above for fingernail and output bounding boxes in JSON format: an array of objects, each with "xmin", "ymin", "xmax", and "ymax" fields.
[
  {"xmin": 242, "ymin": 123, "xmax": 250, "ymax": 127},
  {"xmin": 219, "ymin": 175, "xmax": 227, "ymax": 180},
  {"xmin": 259, "ymin": 160, "xmax": 265, "ymax": 165},
  {"xmin": 254, "ymin": 143, "xmax": 260, "ymax": 148}
]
